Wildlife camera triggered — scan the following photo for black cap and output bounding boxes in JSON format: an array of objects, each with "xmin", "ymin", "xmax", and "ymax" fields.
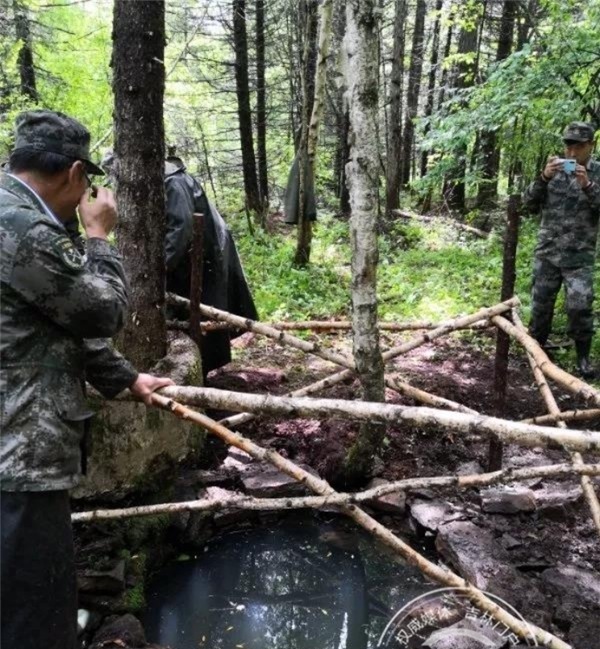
[{"xmin": 14, "ymin": 110, "xmax": 104, "ymax": 175}]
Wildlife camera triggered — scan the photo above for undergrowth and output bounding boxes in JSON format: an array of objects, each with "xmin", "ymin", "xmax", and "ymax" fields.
[{"xmin": 228, "ymin": 207, "xmax": 600, "ymax": 360}]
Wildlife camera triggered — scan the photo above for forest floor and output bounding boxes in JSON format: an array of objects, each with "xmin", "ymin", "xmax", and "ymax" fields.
[{"xmin": 206, "ymin": 327, "xmax": 600, "ymax": 645}]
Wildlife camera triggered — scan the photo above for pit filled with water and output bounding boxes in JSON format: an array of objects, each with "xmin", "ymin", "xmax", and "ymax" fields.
[{"xmin": 143, "ymin": 515, "xmax": 431, "ymax": 648}]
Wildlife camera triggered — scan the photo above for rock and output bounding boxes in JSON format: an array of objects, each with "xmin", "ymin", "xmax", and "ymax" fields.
[
  {"xmin": 77, "ymin": 609, "xmax": 90, "ymax": 635},
  {"xmin": 500, "ymin": 534, "xmax": 522, "ymax": 550},
  {"xmin": 365, "ymin": 478, "xmax": 406, "ymax": 514},
  {"xmin": 222, "ymin": 447, "xmax": 255, "ymax": 473},
  {"xmin": 73, "ymin": 335, "xmax": 204, "ymax": 499},
  {"xmin": 201, "ymin": 486, "xmax": 254, "ymax": 528},
  {"xmin": 241, "ymin": 464, "xmax": 317, "ymax": 497},
  {"xmin": 455, "ymin": 460, "xmax": 483, "ymax": 476},
  {"xmin": 422, "ymin": 615, "xmax": 506, "ymax": 649},
  {"xmin": 435, "ymin": 522, "xmax": 505, "ymax": 589},
  {"xmin": 78, "ymin": 560, "xmax": 126, "ymax": 595},
  {"xmin": 410, "ymin": 500, "xmax": 463, "ymax": 532},
  {"xmin": 480, "ymin": 486, "xmax": 536, "ymax": 514},
  {"xmin": 534, "ymin": 483, "xmax": 582, "ymax": 520},
  {"xmin": 90, "ymin": 614, "xmax": 145, "ymax": 648},
  {"xmin": 541, "ymin": 564, "xmax": 600, "ymax": 609}
]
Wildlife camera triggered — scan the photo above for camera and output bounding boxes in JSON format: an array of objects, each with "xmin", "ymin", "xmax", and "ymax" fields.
[{"xmin": 559, "ymin": 158, "xmax": 577, "ymax": 173}]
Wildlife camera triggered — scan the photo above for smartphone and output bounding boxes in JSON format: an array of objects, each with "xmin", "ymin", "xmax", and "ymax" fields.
[{"xmin": 563, "ymin": 158, "xmax": 576, "ymax": 174}]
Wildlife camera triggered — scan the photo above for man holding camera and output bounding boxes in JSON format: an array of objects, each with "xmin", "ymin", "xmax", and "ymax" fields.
[{"xmin": 523, "ymin": 121, "xmax": 600, "ymax": 378}]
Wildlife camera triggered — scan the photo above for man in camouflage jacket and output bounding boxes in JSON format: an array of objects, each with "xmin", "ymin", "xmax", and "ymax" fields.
[
  {"xmin": 0, "ymin": 110, "xmax": 172, "ymax": 649},
  {"xmin": 523, "ymin": 121, "xmax": 600, "ymax": 378}
]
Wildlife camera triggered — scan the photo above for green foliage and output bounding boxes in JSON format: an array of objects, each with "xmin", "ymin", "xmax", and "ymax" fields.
[
  {"xmin": 416, "ymin": 0, "xmax": 600, "ymax": 201},
  {"xmin": 230, "ymin": 213, "xmax": 352, "ymax": 320}
]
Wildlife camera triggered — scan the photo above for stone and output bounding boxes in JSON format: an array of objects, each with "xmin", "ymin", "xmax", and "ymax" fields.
[
  {"xmin": 541, "ymin": 564, "xmax": 600, "ymax": 609},
  {"xmin": 73, "ymin": 333, "xmax": 204, "ymax": 499},
  {"xmin": 365, "ymin": 478, "xmax": 406, "ymax": 514},
  {"xmin": 455, "ymin": 460, "xmax": 483, "ymax": 476},
  {"xmin": 90, "ymin": 614, "xmax": 145, "ymax": 648},
  {"xmin": 534, "ymin": 483, "xmax": 582, "ymax": 520},
  {"xmin": 410, "ymin": 500, "xmax": 463, "ymax": 532},
  {"xmin": 422, "ymin": 615, "xmax": 506, "ymax": 649},
  {"xmin": 435, "ymin": 522, "xmax": 503, "ymax": 589},
  {"xmin": 201, "ymin": 485, "xmax": 255, "ymax": 528},
  {"xmin": 480, "ymin": 486, "xmax": 536, "ymax": 514},
  {"xmin": 222, "ymin": 447, "xmax": 255, "ymax": 473},
  {"xmin": 500, "ymin": 534, "xmax": 522, "ymax": 550},
  {"xmin": 78, "ymin": 560, "xmax": 126, "ymax": 595},
  {"xmin": 241, "ymin": 464, "xmax": 317, "ymax": 497}
]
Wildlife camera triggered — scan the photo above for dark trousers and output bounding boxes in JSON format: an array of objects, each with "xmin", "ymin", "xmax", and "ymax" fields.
[
  {"xmin": 1, "ymin": 490, "xmax": 77, "ymax": 649},
  {"xmin": 529, "ymin": 258, "xmax": 594, "ymax": 344}
]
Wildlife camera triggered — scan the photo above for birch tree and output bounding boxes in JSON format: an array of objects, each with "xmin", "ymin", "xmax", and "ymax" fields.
[{"xmin": 341, "ymin": 0, "xmax": 385, "ymax": 483}]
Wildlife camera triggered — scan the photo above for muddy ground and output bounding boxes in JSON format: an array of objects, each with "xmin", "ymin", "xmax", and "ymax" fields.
[{"xmin": 205, "ymin": 327, "xmax": 600, "ymax": 646}]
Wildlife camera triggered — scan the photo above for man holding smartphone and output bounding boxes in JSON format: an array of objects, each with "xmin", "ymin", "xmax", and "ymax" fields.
[{"xmin": 523, "ymin": 121, "xmax": 599, "ymax": 378}]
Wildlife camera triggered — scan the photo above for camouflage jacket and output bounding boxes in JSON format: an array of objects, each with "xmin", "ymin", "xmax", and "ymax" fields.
[
  {"xmin": 523, "ymin": 158, "xmax": 600, "ymax": 268},
  {"xmin": 0, "ymin": 172, "xmax": 133, "ymax": 491}
]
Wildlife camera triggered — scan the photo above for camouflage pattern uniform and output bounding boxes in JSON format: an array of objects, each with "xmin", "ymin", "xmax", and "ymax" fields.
[
  {"xmin": 0, "ymin": 172, "xmax": 137, "ymax": 490},
  {"xmin": 0, "ymin": 110, "xmax": 138, "ymax": 649},
  {"xmin": 523, "ymin": 143, "xmax": 600, "ymax": 346}
]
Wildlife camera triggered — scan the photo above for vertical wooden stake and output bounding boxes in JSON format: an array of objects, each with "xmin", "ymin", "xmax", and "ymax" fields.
[
  {"xmin": 189, "ymin": 212, "xmax": 204, "ymax": 348},
  {"xmin": 489, "ymin": 195, "xmax": 520, "ymax": 470}
]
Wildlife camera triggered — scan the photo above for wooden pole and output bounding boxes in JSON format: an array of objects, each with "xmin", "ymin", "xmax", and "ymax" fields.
[
  {"xmin": 492, "ymin": 314, "xmax": 600, "ymax": 406},
  {"xmin": 73, "ymin": 461, "xmax": 600, "ymax": 522},
  {"xmin": 522, "ymin": 408, "xmax": 600, "ymax": 426},
  {"xmin": 489, "ymin": 195, "xmax": 520, "ymax": 470},
  {"xmin": 160, "ymin": 384, "xmax": 600, "ymax": 452},
  {"xmin": 139, "ymin": 395, "xmax": 570, "ymax": 649},
  {"xmin": 512, "ymin": 310, "xmax": 600, "ymax": 537}
]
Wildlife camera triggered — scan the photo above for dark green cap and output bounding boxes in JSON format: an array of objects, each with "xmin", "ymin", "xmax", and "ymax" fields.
[
  {"xmin": 14, "ymin": 109, "xmax": 104, "ymax": 175},
  {"xmin": 562, "ymin": 121, "xmax": 595, "ymax": 143}
]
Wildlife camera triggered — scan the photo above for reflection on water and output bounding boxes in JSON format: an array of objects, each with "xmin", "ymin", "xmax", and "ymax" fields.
[{"xmin": 143, "ymin": 515, "xmax": 431, "ymax": 649}]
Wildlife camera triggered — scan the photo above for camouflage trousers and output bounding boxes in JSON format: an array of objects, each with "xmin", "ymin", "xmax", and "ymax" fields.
[{"xmin": 529, "ymin": 258, "xmax": 595, "ymax": 344}]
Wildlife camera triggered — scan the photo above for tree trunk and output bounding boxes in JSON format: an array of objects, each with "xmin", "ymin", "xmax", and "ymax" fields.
[
  {"xmin": 444, "ymin": 7, "xmax": 479, "ymax": 212},
  {"xmin": 233, "ymin": 0, "xmax": 262, "ymax": 218},
  {"xmin": 420, "ymin": 0, "xmax": 443, "ymax": 178},
  {"xmin": 384, "ymin": 0, "xmax": 407, "ymax": 214},
  {"xmin": 112, "ymin": 0, "xmax": 167, "ymax": 370},
  {"xmin": 332, "ymin": 0, "xmax": 350, "ymax": 215},
  {"xmin": 399, "ymin": 0, "xmax": 426, "ymax": 187},
  {"xmin": 14, "ymin": 0, "xmax": 37, "ymax": 102},
  {"xmin": 342, "ymin": 0, "xmax": 385, "ymax": 484},
  {"xmin": 476, "ymin": 0, "xmax": 516, "ymax": 207},
  {"xmin": 293, "ymin": 0, "xmax": 319, "ymax": 267},
  {"xmin": 255, "ymin": 0, "xmax": 268, "ymax": 215}
]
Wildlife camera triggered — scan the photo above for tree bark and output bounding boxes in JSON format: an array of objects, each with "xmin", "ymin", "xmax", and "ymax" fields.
[
  {"xmin": 444, "ymin": 11, "xmax": 479, "ymax": 212},
  {"xmin": 420, "ymin": 0, "xmax": 443, "ymax": 178},
  {"xmin": 342, "ymin": 0, "xmax": 385, "ymax": 484},
  {"xmin": 14, "ymin": 0, "xmax": 37, "ymax": 102},
  {"xmin": 112, "ymin": 0, "xmax": 166, "ymax": 370},
  {"xmin": 255, "ymin": 0, "xmax": 268, "ymax": 216},
  {"xmin": 476, "ymin": 0, "xmax": 516, "ymax": 207},
  {"xmin": 384, "ymin": 0, "xmax": 407, "ymax": 214},
  {"xmin": 293, "ymin": 0, "xmax": 319, "ymax": 267},
  {"xmin": 233, "ymin": 0, "xmax": 262, "ymax": 218},
  {"xmin": 399, "ymin": 0, "xmax": 426, "ymax": 187}
]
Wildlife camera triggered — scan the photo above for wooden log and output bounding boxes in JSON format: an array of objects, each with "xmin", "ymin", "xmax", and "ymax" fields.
[
  {"xmin": 392, "ymin": 208, "xmax": 489, "ymax": 238},
  {"xmin": 160, "ymin": 385, "xmax": 600, "ymax": 453},
  {"xmin": 512, "ymin": 310, "xmax": 600, "ymax": 537},
  {"xmin": 206, "ymin": 299, "xmax": 517, "ymax": 428},
  {"xmin": 167, "ymin": 315, "xmax": 492, "ymax": 333},
  {"xmin": 144, "ymin": 396, "xmax": 570, "ymax": 649},
  {"xmin": 492, "ymin": 314, "xmax": 600, "ymax": 407},
  {"xmin": 72, "ymin": 461, "xmax": 600, "ymax": 522},
  {"xmin": 522, "ymin": 408, "xmax": 600, "ymax": 426}
]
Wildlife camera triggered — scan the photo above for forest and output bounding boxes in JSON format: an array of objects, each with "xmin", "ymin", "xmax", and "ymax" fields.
[{"xmin": 1, "ymin": 0, "xmax": 600, "ymax": 648}]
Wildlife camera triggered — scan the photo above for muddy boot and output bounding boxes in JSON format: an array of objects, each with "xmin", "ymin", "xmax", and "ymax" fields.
[{"xmin": 575, "ymin": 339, "xmax": 595, "ymax": 380}]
